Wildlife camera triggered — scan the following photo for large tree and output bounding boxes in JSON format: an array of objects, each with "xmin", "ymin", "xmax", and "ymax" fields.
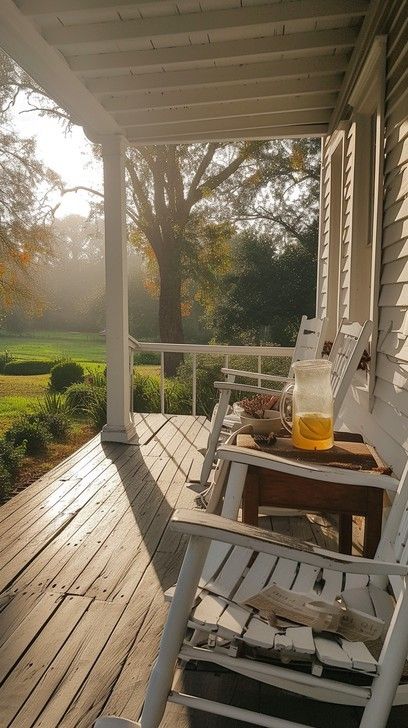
[
  {"xmin": 0, "ymin": 51, "xmax": 60, "ymax": 313},
  {"xmin": 123, "ymin": 143, "xmax": 264, "ymax": 358},
  {"xmin": 233, "ymin": 138, "xmax": 320, "ymax": 247}
]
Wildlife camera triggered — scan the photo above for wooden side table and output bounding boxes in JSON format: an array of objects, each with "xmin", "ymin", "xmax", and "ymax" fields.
[{"xmin": 238, "ymin": 434, "xmax": 388, "ymax": 558}]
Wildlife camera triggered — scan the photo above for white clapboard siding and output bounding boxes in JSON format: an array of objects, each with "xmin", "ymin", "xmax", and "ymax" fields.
[
  {"xmin": 317, "ymin": 145, "xmax": 331, "ymax": 320},
  {"xmin": 339, "ymin": 123, "xmax": 355, "ymax": 323},
  {"xmin": 317, "ymin": 8, "xmax": 408, "ymax": 475}
]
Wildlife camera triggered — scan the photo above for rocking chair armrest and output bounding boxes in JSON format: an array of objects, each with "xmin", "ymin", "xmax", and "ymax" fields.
[
  {"xmin": 171, "ymin": 509, "xmax": 408, "ymax": 576},
  {"xmin": 216, "ymin": 445, "xmax": 399, "ymax": 492},
  {"xmin": 221, "ymin": 368, "xmax": 294, "ymax": 385},
  {"xmin": 214, "ymin": 381, "xmax": 282, "ymax": 397}
]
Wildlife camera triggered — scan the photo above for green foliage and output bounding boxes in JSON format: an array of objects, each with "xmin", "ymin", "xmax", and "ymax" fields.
[
  {"xmin": 50, "ymin": 360, "xmax": 84, "ymax": 392},
  {"xmin": 36, "ymin": 391, "xmax": 74, "ymax": 416},
  {"xmin": 0, "ymin": 437, "xmax": 26, "ymax": 479},
  {"xmin": 30, "ymin": 412, "xmax": 71, "ymax": 441},
  {"xmin": 0, "ymin": 431, "xmax": 26, "ymax": 498},
  {"xmin": 0, "ymin": 462, "xmax": 12, "ymax": 499},
  {"xmin": 87, "ymin": 369, "xmax": 106, "ymax": 388},
  {"xmin": 0, "ymin": 350, "xmax": 13, "ymax": 373},
  {"xmin": 5, "ymin": 416, "xmax": 51, "ymax": 455},
  {"xmin": 132, "ymin": 356, "xmax": 290, "ymax": 419},
  {"xmin": 65, "ymin": 382, "xmax": 95, "ymax": 414},
  {"xmin": 133, "ymin": 351, "xmax": 161, "ymax": 366},
  {"xmin": 31, "ymin": 393, "xmax": 73, "ymax": 440},
  {"xmin": 208, "ymin": 230, "xmax": 317, "ymax": 346},
  {"xmin": 86, "ymin": 387, "xmax": 107, "ymax": 430},
  {"xmin": 133, "ymin": 373, "xmax": 190, "ymax": 415},
  {"xmin": 133, "ymin": 373, "xmax": 161, "ymax": 413},
  {"xmin": 3, "ymin": 359, "xmax": 53, "ymax": 375}
]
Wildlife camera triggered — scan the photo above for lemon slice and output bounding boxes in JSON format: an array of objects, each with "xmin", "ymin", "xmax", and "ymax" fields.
[{"xmin": 298, "ymin": 415, "xmax": 332, "ymax": 441}]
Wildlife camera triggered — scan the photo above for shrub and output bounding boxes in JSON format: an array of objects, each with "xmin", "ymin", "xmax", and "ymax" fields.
[
  {"xmin": 5, "ymin": 417, "xmax": 51, "ymax": 455},
  {"xmin": 37, "ymin": 391, "xmax": 74, "ymax": 416},
  {"xmin": 132, "ymin": 373, "xmax": 190, "ymax": 415},
  {"xmin": 0, "ymin": 350, "xmax": 13, "ymax": 374},
  {"xmin": 176, "ymin": 357, "xmax": 223, "ymax": 417},
  {"xmin": 86, "ymin": 387, "xmax": 107, "ymax": 430},
  {"xmin": 133, "ymin": 351, "xmax": 161, "ymax": 366},
  {"xmin": 29, "ymin": 412, "xmax": 71, "ymax": 441},
  {"xmin": 0, "ymin": 438, "xmax": 26, "ymax": 479},
  {"xmin": 50, "ymin": 360, "xmax": 84, "ymax": 392},
  {"xmin": 3, "ymin": 359, "xmax": 53, "ymax": 375},
  {"xmin": 165, "ymin": 378, "xmax": 190, "ymax": 414},
  {"xmin": 65, "ymin": 382, "xmax": 95, "ymax": 413},
  {"xmin": 87, "ymin": 369, "xmax": 106, "ymax": 388},
  {"xmin": 0, "ymin": 462, "xmax": 12, "ymax": 499},
  {"xmin": 133, "ymin": 373, "xmax": 161, "ymax": 413}
]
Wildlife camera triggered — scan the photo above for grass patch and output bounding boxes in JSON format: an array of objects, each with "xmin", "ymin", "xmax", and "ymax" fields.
[
  {"xmin": 0, "ymin": 331, "xmax": 106, "ymax": 363},
  {"xmin": 0, "ymin": 374, "xmax": 49, "ymax": 434}
]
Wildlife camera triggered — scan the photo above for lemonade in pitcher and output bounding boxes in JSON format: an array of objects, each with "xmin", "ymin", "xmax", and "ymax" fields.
[
  {"xmin": 279, "ymin": 360, "xmax": 334, "ymax": 451},
  {"xmin": 292, "ymin": 412, "xmax": 333, "ymax": 450}
]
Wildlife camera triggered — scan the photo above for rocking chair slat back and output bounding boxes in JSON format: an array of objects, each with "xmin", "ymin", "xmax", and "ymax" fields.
[
  {"xmin": 289, "ymin": 315, "xmax": 328, "ymax": 372},
  {"xmin": 329, "ymin": 319, "xmax": 373, "ymax": 419}
]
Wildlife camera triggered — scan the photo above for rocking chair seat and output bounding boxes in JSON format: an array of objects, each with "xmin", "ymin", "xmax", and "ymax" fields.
[{"xmin": 186, "ymin": 541, "xmax": 394, "ymax": 676}]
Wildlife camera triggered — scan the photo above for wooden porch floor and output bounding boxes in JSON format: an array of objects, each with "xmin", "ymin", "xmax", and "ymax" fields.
[{"xmin": 0, "ymin": 413, "xmax": 405, "ymax": 728}]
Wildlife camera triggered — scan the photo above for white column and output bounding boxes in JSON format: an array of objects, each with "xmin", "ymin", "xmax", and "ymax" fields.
[{"xmin": 101, "ymin": 135, "xmax": 137, "ymax": 443}]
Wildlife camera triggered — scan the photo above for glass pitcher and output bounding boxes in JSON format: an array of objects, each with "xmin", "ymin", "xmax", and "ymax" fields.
[{"xmin": 279, "ymin": 359, "xmax": 334, "ymax": 451}]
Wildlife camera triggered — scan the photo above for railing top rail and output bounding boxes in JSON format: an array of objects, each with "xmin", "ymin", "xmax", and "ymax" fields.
[{"xmin": 128, "ymin": 336, "xmax": 293, "ymax": 358}]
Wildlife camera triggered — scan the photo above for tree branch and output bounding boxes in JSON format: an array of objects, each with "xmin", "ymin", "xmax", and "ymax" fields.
[
  {"xmin": 186, "ymin": 142, "xmax": 218, "ymax": 208},
  {"xmin": 193, "ymin": 143, "xmax": 257, "ymax": 205},
  {"xmin": 62, "ymin": 185, "xmax": 104, "ymax": 199}
]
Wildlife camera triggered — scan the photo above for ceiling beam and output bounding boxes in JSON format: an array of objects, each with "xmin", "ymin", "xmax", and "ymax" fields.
[
  {"xmin": 0, "ymin": 0, "xmax": 120, "ymax": 136},
  {"xmin": 121, "ymin": 109, "xmax": 332, "ymax": 137},
  {"xmin": 126, "ymin": 123, "xmax": 329, "ymax": 144},
  {"xmin": 17, "ymin": 0, "xmax": 167, "ymax": 15},
  {"xmin": 70, "ymin": 27, "xmax": 359, "ymax": 74},
  {"xmin": 111, "ymin": 93, "xmax": 337, "ymax": 126},
  {"xmin": 44, "ymin": 1, "xmax": 368, "ymax": 48},
  {"xmin": 114, "ymin": 94, "xmax": 337, "ymax": 126},
  {"xmin": 87, "ymin": 54, "xmax": 350, "ymax": 96},
  {"xmin": 102, "ymin": 75, "xmax": 343, "ymax": 112}
]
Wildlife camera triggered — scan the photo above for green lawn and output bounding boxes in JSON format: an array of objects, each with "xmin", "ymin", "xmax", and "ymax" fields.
[
  {"xmin": 0, "ymin": 331, "xmax": 106, "ymax": 368},
  {"xmin": 0, "ymin": 331, "xmax": 159, "ymax": 434},
  {"xmin": 0, "ymin": 373, "xmax": 49, "ymax": 433}
]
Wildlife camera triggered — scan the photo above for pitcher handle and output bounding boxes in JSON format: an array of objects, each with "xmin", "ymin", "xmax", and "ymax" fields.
[{"xmin": 279, "ymin": 382, "xmax": 294, "ymax": 434}]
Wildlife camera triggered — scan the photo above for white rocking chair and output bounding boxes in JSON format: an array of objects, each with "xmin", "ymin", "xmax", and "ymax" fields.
[
  {"xmin": 200, "ymin": 318, "xmax": 372, "ymax": 487},
  {"xmin": 96, "ymin": 456, "xmax": 408, "ymax": 728}
]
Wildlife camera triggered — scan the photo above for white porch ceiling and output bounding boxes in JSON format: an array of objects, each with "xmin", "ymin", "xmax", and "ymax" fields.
[{"xmin": 1, "ymin": 0, "xmax": 377, "ymax": 144}]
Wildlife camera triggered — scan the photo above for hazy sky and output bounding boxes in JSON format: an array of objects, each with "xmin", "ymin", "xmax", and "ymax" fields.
[{"xmin": 12, "ymin": 94, "xmax": 102, "ymax": 219}]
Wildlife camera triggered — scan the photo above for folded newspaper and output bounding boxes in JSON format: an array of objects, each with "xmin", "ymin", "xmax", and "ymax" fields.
[{"xmin": 240, "ymin": 583, "xmax": 385, "ymax": 642}]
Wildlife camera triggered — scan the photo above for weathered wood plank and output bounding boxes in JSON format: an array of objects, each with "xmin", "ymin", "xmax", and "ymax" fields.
[
  {"xmin": 0, "ymin": 595, "xmax": 92, "ymax": 723},
  {"xmin": 0, "ymin": 434, "xmax": 103, "ymax": 526},
  {"xmin": 0, "ymin": 446, "xmax": 143, "ymax": 594},
  {"xmin": 11, "ymin": 599, "xmax": 123, "ymax": 728},
  {"xmin": 0, "ymin": 591, "xmax": 61, "ymax": 684}
]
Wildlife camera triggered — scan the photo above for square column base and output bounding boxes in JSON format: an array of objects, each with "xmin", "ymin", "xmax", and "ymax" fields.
[{"xmin": 101, "ymin": 420, "xmax": 138, "ymax": 444}]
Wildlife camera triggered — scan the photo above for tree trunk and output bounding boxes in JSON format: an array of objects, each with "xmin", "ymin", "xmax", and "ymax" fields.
[{"xmin": 158, "ymin": 247, "xmax": 184, "ymax": 377}]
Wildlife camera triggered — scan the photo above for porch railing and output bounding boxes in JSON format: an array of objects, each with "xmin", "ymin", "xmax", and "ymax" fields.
[{"xmin": 128, "ymin": 336, "xmax": 294, "ymax": 416}]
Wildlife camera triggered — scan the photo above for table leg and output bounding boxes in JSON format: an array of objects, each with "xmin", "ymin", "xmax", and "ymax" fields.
[
  {"xmin": 242, "ymin": 468, "xmax": 260, "ymax": 526},
  {"xmin": 364, "ymin": 489, "xmax": 384, "ymax": 558},
  {"xmin": 338, "ymin": 513, "xmax": 353, "ymax": 555}
]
